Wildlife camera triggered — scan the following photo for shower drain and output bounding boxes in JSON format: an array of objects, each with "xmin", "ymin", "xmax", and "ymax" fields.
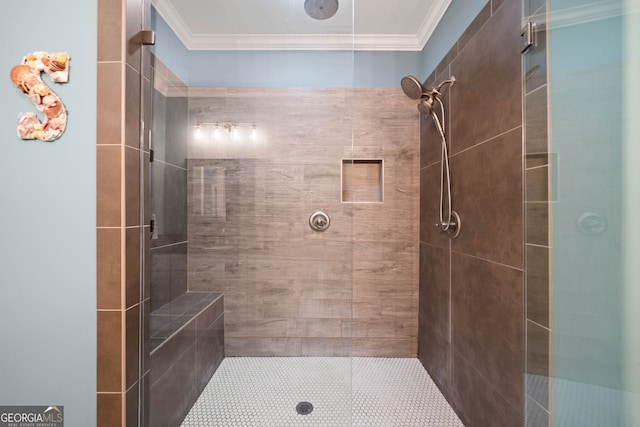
[{"xmin": 296, "ymin": 401, "xmax": 314, "ymax": 415}]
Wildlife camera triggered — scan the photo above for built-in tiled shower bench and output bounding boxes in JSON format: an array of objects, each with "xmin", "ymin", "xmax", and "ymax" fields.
[{"xmin": 149, "ymin": 291, "xmax": 224, "ymax": 426}]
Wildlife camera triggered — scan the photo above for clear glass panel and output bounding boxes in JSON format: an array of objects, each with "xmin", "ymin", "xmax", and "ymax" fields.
[
  {"xmin": 148, "ymin": 58, "xmax": 189, "ymax": 320},
  {"xmin": 148, "ymin": 1, "xmax": 356, "ymax": 425},
  {"xmin": 621, "ymin": 0, "xmax": 640, "ymax": 422},
  {"xmin": 523, "ymin": 1, "xmax": 551, "ymax": 425},
  {"xmin": 538, "ymin": 0, "xmax": 640, "ymax": 425}
]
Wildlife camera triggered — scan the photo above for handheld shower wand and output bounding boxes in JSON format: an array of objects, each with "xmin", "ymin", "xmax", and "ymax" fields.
[{"xmin": 400, "ymin": 75, "xmax": 461, "ymax": 238}]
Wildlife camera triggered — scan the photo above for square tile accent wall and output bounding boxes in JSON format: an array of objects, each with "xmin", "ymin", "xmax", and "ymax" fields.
[
  {"xmin": 97, "ymin": 0, "xmax": 151, "ymax": 425},
  {"xmin": 418, "ymin": 0, "xmax": 526, "ymax": 425},
  {"xmin": 187, "ymin": 88, "xmax": 420, "ymax": 357}
]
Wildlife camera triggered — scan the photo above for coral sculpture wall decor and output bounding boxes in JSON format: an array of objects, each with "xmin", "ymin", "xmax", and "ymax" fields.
[{"xmin": 9, "ymin": 52, "xmax": 70, "ymax": 142}]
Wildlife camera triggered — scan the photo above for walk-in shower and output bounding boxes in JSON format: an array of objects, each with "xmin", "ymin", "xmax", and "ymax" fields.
[
  {"xmin": 401, "ymin": 75, "xmax": 461, "ymax": 238},
  {"xmin": 147, "ymin": 55, "xmax": 463, "ymax": 424},
  {"xmin": 141, "ymin": 0, "xmax": 540, "ymax": 425}
]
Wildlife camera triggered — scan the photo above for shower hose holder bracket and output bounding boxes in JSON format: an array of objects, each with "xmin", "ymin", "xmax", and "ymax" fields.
[{"xmin": 435, "ymin": 210, "xmax": 461, "ymax": 239}]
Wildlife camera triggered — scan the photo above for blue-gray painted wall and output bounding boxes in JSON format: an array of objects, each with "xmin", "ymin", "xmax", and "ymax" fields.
[
  {"xmin": 420, "ymin": 0, "xmax": 487, "ymax": 77},
  {"xmin": 152, "ymin": 7, "xmax": 190, "ymax": 84},
  {"xmin": 189, "ymin": 50, "xmax": 425, "ymax": 88},
  {"xmin": 152, "ymin": 0, "xmax": 488, "ymax": 88},
  {"xmin": 0, "ymin": 1, "xmax": 97, "ymax": 426}
]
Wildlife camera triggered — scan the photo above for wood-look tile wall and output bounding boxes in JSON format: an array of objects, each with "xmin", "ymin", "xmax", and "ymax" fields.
[
  {"xmin": 97, "ymin": 0, "xmax": 150, "ymax": 425},
  {"xmin": 187, "ymin": 88, "xmax": 419, "ymax": 357},
  {"xmin": 418, "ymin": 0, "xmax": 525, "ymax": 425}
]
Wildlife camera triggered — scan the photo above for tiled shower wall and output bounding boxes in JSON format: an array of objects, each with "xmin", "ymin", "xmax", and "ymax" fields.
[
  {"xmin": 418, "ymin": 0, "xmax": 524, "ymax": 426},
  {"xmin": 96, "ymin": 0, "xmax": 150, "ymax": 425},
  {"xmin": 187, "ymin": 88, "xmax": 419, "ymax": 357}
]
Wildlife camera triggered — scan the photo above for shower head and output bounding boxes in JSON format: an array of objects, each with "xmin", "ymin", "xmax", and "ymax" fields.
[
  {"xmin": 418, "ymin": 97, "xmax": 435, "ymax": 116},
  {"xmin": 400, "ymin": 75, "xmax": 427, "ymax": 100},
  {"xmin": 402, "ymin": 75, "xmax": 457, "ymax": 117}
]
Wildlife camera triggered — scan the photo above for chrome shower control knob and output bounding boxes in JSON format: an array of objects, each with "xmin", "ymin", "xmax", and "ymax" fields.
[{"xmin": 309, "ymin": 211, "xmax": 330, "ymax": 232}]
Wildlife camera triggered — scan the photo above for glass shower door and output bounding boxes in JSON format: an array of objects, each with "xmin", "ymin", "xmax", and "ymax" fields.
[
  {"xmin": 180, "ymin": 2, "xmax": 357, "ymax": 426},
  {"xmin": 525, "ymin": 0, "xmax": 640, "ymax": 425}
]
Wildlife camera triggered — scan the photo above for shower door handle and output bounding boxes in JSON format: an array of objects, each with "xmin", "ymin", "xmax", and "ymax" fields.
[
  {"xmin": 150, "ymin": 213, "xmax": 159, "ymax": 240},
  {"xmin": 521, "ymin": 22, "xmax": 536, "ymax": 53}
]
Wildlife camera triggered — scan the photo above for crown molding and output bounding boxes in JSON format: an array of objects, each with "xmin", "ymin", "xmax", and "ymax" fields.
[
  {"xmin": 417, "ymin": 0, "xmax": 453, "ymax": 49},
  {"xmin": 151, "ymin": 0, "xmax": 451, "ymax": 51},
  {"xmin": 151, "ymin": 0, "xmax": 194, "ymax": 48},
  {"xmin": 186, "ymin": 33, "xmax": 423, "ymax": 51}
]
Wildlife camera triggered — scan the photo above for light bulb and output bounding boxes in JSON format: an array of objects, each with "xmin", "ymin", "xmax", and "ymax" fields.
[
  {"xmin": 251, "ymin": 125, "xmax": 257, "ymax": 141},
  {"xmin": 194, "ymin": 123, "xmax": 203, "ymax": 140},
  {"xmin": 214, "ymin": 126, "xmax": 220, "ymax": 140},
  {"xmin": 232, "ymin": 127, "xmax": 239, "ymax": 140}
]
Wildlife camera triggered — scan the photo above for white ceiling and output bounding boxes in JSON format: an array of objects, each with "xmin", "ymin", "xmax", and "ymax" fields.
[{"xmin": 151, "ymin": 0, "xmax": 452, "ymax": 51}]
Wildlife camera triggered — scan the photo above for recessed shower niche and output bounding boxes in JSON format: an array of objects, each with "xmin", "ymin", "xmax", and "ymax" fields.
[{"xmin": 341, "ymin": 159, "xmax": 384, "ymax": 203}]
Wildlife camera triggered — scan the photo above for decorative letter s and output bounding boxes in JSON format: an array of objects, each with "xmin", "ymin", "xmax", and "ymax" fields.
[{"xmin": 9, "ymin": 52, "xmax": 70, "ymax": 142}]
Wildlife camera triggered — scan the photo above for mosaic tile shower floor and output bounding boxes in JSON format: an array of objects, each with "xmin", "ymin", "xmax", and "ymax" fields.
[{"xmin": 181, "ymin": 357, "xmax": 464, "ymax": 427}]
